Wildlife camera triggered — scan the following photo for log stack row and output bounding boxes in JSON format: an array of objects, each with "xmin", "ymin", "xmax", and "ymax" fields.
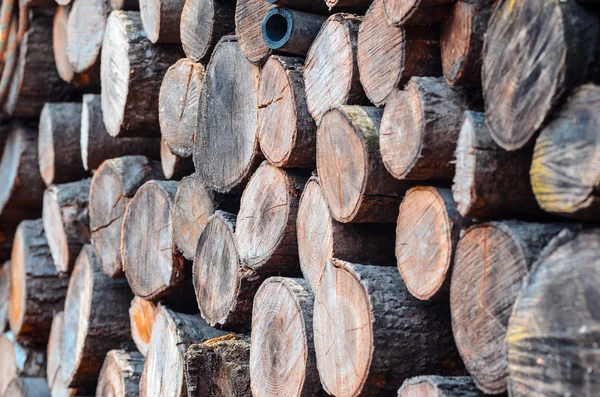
[{"xmin": 0, "ymin": 0, "xmax": 599, "ymax": 396}]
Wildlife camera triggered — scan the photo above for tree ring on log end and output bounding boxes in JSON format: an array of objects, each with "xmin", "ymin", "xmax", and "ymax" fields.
[{"xmin": 42, "ymin": 189, "xmax": 68, "ymax": 273}]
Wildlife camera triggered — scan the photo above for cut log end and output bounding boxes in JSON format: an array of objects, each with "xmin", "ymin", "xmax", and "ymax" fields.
[
  {"xmin": 160, "ymin": 138, "xmax": 194, "ymax": 180},
  {"xmin": 398, "ymin": 376, "xmax": 485, "ymax": 397},
  {"xmin": 129, "ymin": 296, "xmax": 156, "ymax": 356},
  {"xmin": 235, "ymin": 0, "xmax": 273, "ymax": 64},
  {"xmin": 66, "ymin": 0, "xmax": 108, "ymax": 74},
  {"xmin": 42, "ymin": 190, "xmax": 69, "ymax": 272},
  {"xmin": 53, "ymin": 5, "xmax": 74, "ymax": 83},
  {"xmin": 47, "ymin": 312, "xmax": 64, "ymax": 391},
  {"xmin": 383, "ymin": 0, "xmax": 454, "ymax": 26},
  {"xmin": 96, "ymin": 350, "xmax": 144, "ymax": 397},
  {"xmin": 0, "ymin": 262, "xmax": 10, "ymax": 333}
]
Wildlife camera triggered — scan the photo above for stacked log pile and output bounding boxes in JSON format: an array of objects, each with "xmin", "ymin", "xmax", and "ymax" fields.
[{"xmin": 0, "ymin": 0, "xmax": 598, "ymax": 396}]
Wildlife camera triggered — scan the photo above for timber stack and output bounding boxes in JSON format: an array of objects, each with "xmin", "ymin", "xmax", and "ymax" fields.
[{"xmin": 0, "ymin": 0, "xmax": 598, "ymax": 396}]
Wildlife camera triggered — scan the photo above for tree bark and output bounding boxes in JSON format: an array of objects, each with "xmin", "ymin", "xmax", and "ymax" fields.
[
  {"xmin": 185, "ymin": 334, "xmax": 251, "ymax": 397},
  {"xmin": 158, "ymin": 58, "xmax": 204, "ymax": 158},
  {"xmin": 180, "ymin": 0, "xmax": 235, "ymax": 63},
  {"xmin": 507, "ymin": 228, "xmax": 600, "ymax": 397},
  {"xmin": 304, "ymin": 14, "xmax": 367, "ymax": 124},
  {"xmin": 100, "ymin": 11, "xmax": 183, "ymax": 137},
  {"xmin": 128, "ymin": 296, "xmax": 156, "ymax": 356},
  {"xmin": 81, "ymin": 94, "xmax": 160, "ymax": 171},
  {"xmin": 194, "ymin": 36, "xmax": 262, "ymax": 193},
  {"xmin": 258, "ymin": 55, "xmax": 316, "ymax": 169},
  {"xmin": 530, "ymin": 84, "xmax": 600, "ymax": 221},
  {"xmin": 3, "ymin": 378, "xmax": 50, "ymax": 397},
  {"xmin": 140, "ymin": 305, "xmax": 226, "ymax": 397},
  {"xmin": 42, "ymin": 179, "xmax": 91, "ymax": 275},
  {"xmin": 96, "ymin": 350, "xmax": 144, "ymax": 397},
  {"xmin": 193, "ymin": 211, "xmax": 267, "ymax": 332},
  {"xmin": 452, "ymin": 111, "xmax": 542, "ymax": 220},
  {"xmin": 451, "ymin": 221, "xmax": 569, "ymax": 394},
  {"xmin": 61, "ymin": 244, "xmax": 133, "ymax": 393},
  {"xmin": 314, "ymin": 259, "xmax": 464, "ymax": 396},
  {"xmin": 483, "ymin": 0, "xmax": 600, "ymax": 150},
  {"xmin": 38, "ymin": 102, "xmax": 87, "ymax": 186},
  {"xmin": 324, "ymin": 0, "xmax": 370, "ymax": 12},
  {"xmin": 317, "ymin": 105, "xmax": 410, "ymax": 223},
  {"xmin": 383, "ymin": 0, "xmax": 454, "ymax": 26},
  {"xmin": 160, "ymin": 138, "xmax": 194, "ymax": 180},
  {"xmin": 398, "ymin": 376, "xmax": 486, "ymax": 397},
  {"xmin": 140, "ymin": 0, "xmax": 185, "ymax": 43},
  {"xmin": 264, "ymin": 0, "xmax": 328, "ymax": 14},
  {"xmin": 0, "ymin": 332, "xmax": 46, "ymax": 397},
  {"xmin": 251, "ymin": 277, "xmax": 324, "ymax": 397},
  {"xmin": 66, "ymin": 0, "xmax": 108, "ymax": 77},
  {"xmin": 9, "ymin": 219, "xmax": 69, "ymax": 345},
  {"xmin": 379, "ymin": 77, "xmax": 475, "ymax": 181},
  {"xmin": 396, "ymin": 186, "xmax": 465, "ymax": 301},
  {"xmin": 0, "ymin": 261, "xmax": 10, "ymax": 332},
  {"xmin": 89, "ymin": 155, "xmax": 163, "ymax": 278},
  {"xmin": 235, "ymin": 0, "xmax": 273, "ymax": 65},
  {"xmin": 236, "ymin": 162, "xmax": 307, "ymax": 274},
  {"xmin": 0, "ymin": 223, "xmax": 17, "ymax": 263},
  {"xmin": 110, "ymin": 0, "xmax": 138, "ymax": 10},
  {"xmin": 358, "ymin": 0, "xmax": 441, "ymax": 106}
]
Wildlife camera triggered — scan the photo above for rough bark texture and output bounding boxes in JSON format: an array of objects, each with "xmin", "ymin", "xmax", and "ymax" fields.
[
  {"xmin": 304, "ymin": 14, "xmax": 367, "ymax": 124},
  {"xmin": 61, "ymin": 244, "xmax": 133, "ymax": 393},
  {"xmin": 452, "ymin": 111, "xmax": 542, "ymax": 220},
  {"xmin": 264, "ymin": 0, "xmax": 329, "ymax": 14},
  {"xmin": 100, "ymin": 11, "xmax": 184, "ymax": 137},
  {"xmin": 185, "ymin": 334, "xmax": 251, "ymax": 397},
  {"xmin": 317, "ymin": 105, "xmax": 410, "ymax": 223},
  {"xmin": 530, "ymin": 84, "xmax": 600, "ymax": 221},
  {"xmin": 129, "ymin": 296, "xmax": 155, "ymax": 356},
  {"xmin": 66, "ymin": 0, "xmax": 109, "ymax": 75},
  {"xmin": 324, "ymin": 0, "xmax": 370, "ymax": 12},
  {"xmin": 251, "ymin": 277, "xmax": 324, "ymax": 397},
  {"xmin": 158, "ymin": 58, "xmax": 204, "ymax": 158},
  {"xmin": 193, "ymin": 211, "xmax": 266, "ymax": 332},
  {"xmin": 160, "ymin": 137, "xmax": 195, "ymax": 179},
  {"xmin": 314, "ymin": 260, "xmax": 464, "ymax": 397},
  {"xmin": 180, "ymin": 0, "xmax": 235, "ymax": 63},
  {"xmin": 4, "ymin": 378, "xmax": 51, "ymax": 397},
  {"xmin": 140, "ymin": 305, "xmax": 226, "ymax": 397},
  {"xmin": 258, "ymin": 55, "xmax": 316, "ymax": 169},
  {"xmin": 0, "ymin": 261, "xmax": 10, "ymax": 332},
  {"xmin": 398, "ymin": 376, "xmax": 486, "ymax": 396},
  {"xmin": 89, "ymin": 156, "xmax": 163, "ymax": 278},
  {"xmin": 507, "ymin": 228, "xmax": 600, "ymax": 397},
  {"xmin": 194, "ymin": 36, "xmax": 262, "ymax": 193},
  {"xmin": 380, "ymin": 78, "xmax": 474, "ymax": 182},
  {"xmin": 96, "ymin": 350, "xmax": 145, "ymax": 397},
  {"xmin": 451, "ymin": 221, "xmax": 568, "ymax": 394},
  {"xmin": 396, "ymin": 187, "xmax": 465, "ymax": 301},
  {"xmin": 140, "ymin": 0, "xmax": 185, "ymax": 43},
  {"xmin": 358, "ymin": 0, "xmax": 441, "ymax": 106},
  {"xmin": 38, "ymin": 102, "xmax": 86, "ymax": 186},
  {"xmin": 9, "ymin": 219, "xmax": 69, "ymax": 345},
  {"xmin": 81, "ymin": 94, "xmax": 160, "ymax": 171},
  {"xmin": 0, "ymin": 332, "xmax": 46, "ymax": 397},
  {"xmin": 42, "ymin": 179, "xmax": 91, "ymax": 275},
  {"xmin": 483, "ymin": 0, "xmax": 600, "ymax": 150},
  {"xmin": 383, "ymin": 0, "xmax": 454, "ymax": 26},
  {"xmin": 236, "ymin": 162, "xmax": 307, "ymax": 274},
  {"xmin": 235, "ymin": 0, "xmax": 273, "ymax": 64}
]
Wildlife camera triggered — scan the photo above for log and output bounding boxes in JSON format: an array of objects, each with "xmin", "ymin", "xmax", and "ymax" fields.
[
  {"xmin": 47, "ymin": 312, "xmax": 64, "ymax": 392},
  {"xmin": 507, "ymin": 228, "xmax": 600, "ymax": 397},
  {"xmin": 158, "ymin": 58, "xmax": 204, "ymax": 158},
  {"xmin": 0, "ymin": 13, "xmax": 18, "ymax": 107},
  {"xmin": 172, "ymin": 174, "xmax": 240, "ymax": 261},
  {"xmin": 379, "ymin": 77, "xmax": 474, "ymax": 181},
  {"xmin": 304, "ymin": 14, "xmax": 366, "ymax": 124},
  {"xmin": 81, "ymin": 94, "xmax": 160, "ymax": 171},
  {"xmin": 52, "ymin": 6, "xmax": 74, "ymax": 84},
  {"xmin": 398, "ymin": 376, "xmax": 485, "ymax": 397},
  {"xmin": 128, "ymin": 296, "xmax": 155, "ymax": 356},
  {"xmin": 100, "ymin": 11, "xmax": 183, "ymax": 137},
  {"xmin": 110, "ymin": 0, "xmax": 137, "ymax": 10},
  {"xmin": 452, "ymin": 111, "xmax": 541, "ymax": 219},
  {"xmin": 396, "ymin": 186, "xmax": 464, "ymax": 301},
  {"xmin": 235, "ymin": 162, "xmax": 307, "ymax": 274},
  {"xmin": 140, "ymin": 0, "xmax": 185, "ymax": 43},
  {"xmin": 261, "ymin": 8, "xmax": 327, "ymax": 56},
  {"xmin": 316, "ymin": 105, "xmax": 409, "ymax": 223},
  {"xmin": 250, "ymin": 277, "xmax": 322, "ymax": 396},
  {"xmin": 530, "ymin": 84, "xmax": 600, "ymax": 220},
  {"xmin": 193, "ymin": 211, "xmax": 266, "ymax": 331},
  {"xmin": 4, "ymin": 378, "xmax": 50, "ymax": 397},
  {"xmin": 235, "ymin": 0, "xmax": 273, "ymax": 65},
  {"xmin": 96, "ymin": 350, "xmax": 144, "ymax": 397},
  {"xmin": 0, "ymin": 261, "xmax": 9, "ymax": 332},
  {"xmin": 179, "ymin": 0, "xmax": 235, "ymax": 63},
  {"xmin": 60, "ymin": 244, "xmax": 133, "ymax": 392},
  {"xmin": 0, "ymin": 332, "xmax": 46, "ymax": 397},
  {"xmin": 257, "ymin": 55, "xmax": 316, "ymax": 169},
  {"xmin": 440, "ymin": 0, "xmax": 494, "ymax": 87},
  {"xmin": 160, "ymin": 137, "xmax": 194, "ymax": 180},
  {"xmin": 9, "ymin": 219, "xmax": 69, "ymax": 345},
  {"xmin": 38, "ymin": 102, "xmax": 87, "ymax": 186},
  {"xmin": 264, "ymin": 0, "xmax": 328, "ymax": 14},
  {"xmin": 66, "ymin": 0, "xmax": 107, "ymax": 77},
  {"xmin": 122, "ymin": 180, "xmax": 195, "ymax": 301},
  {"xmin": 184, "ymin": 334, "xmax": 251, "ymax": 397},
  {"xmin": 5, "ymin": 9, "xmax": 73, "ymax": 118},
  {"xmin": 313, "ymin": 259, "xmax": 464, "ymax": 396},
  {"xmin": 0, "ymin": 0, "xmax": 16, "ymax": 58},
  {"xmin": 357, "ymin": 0, "xmax": 441, "ymax": 106},
  {"xmin": 483, "ymin": 0, "xmax": 600, "ymax": 150},
  {"xmin": 194, "ymin": 36, "xmax": 262, "ymax": 193},
  {"xmin": 42, "ymin": 179, "xmax": 91, "ymax": 275},
  {"xmin": 140, "ymin": 305, "xmax": 225, "ymax": 397},
  {"xmin": 0, "ymin": 124, "xmax": 46, "ymax": 223},
  {"xmin": 383, "ymin": 0, "xmax": 454, "ymax": 26},
  {"xmin": 89, "ymin": 156, "xmax": 163, "ymax": 278},
  {"xmin": 451, "ymin": 221, "xmax": 568, "ymax": 394}
]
